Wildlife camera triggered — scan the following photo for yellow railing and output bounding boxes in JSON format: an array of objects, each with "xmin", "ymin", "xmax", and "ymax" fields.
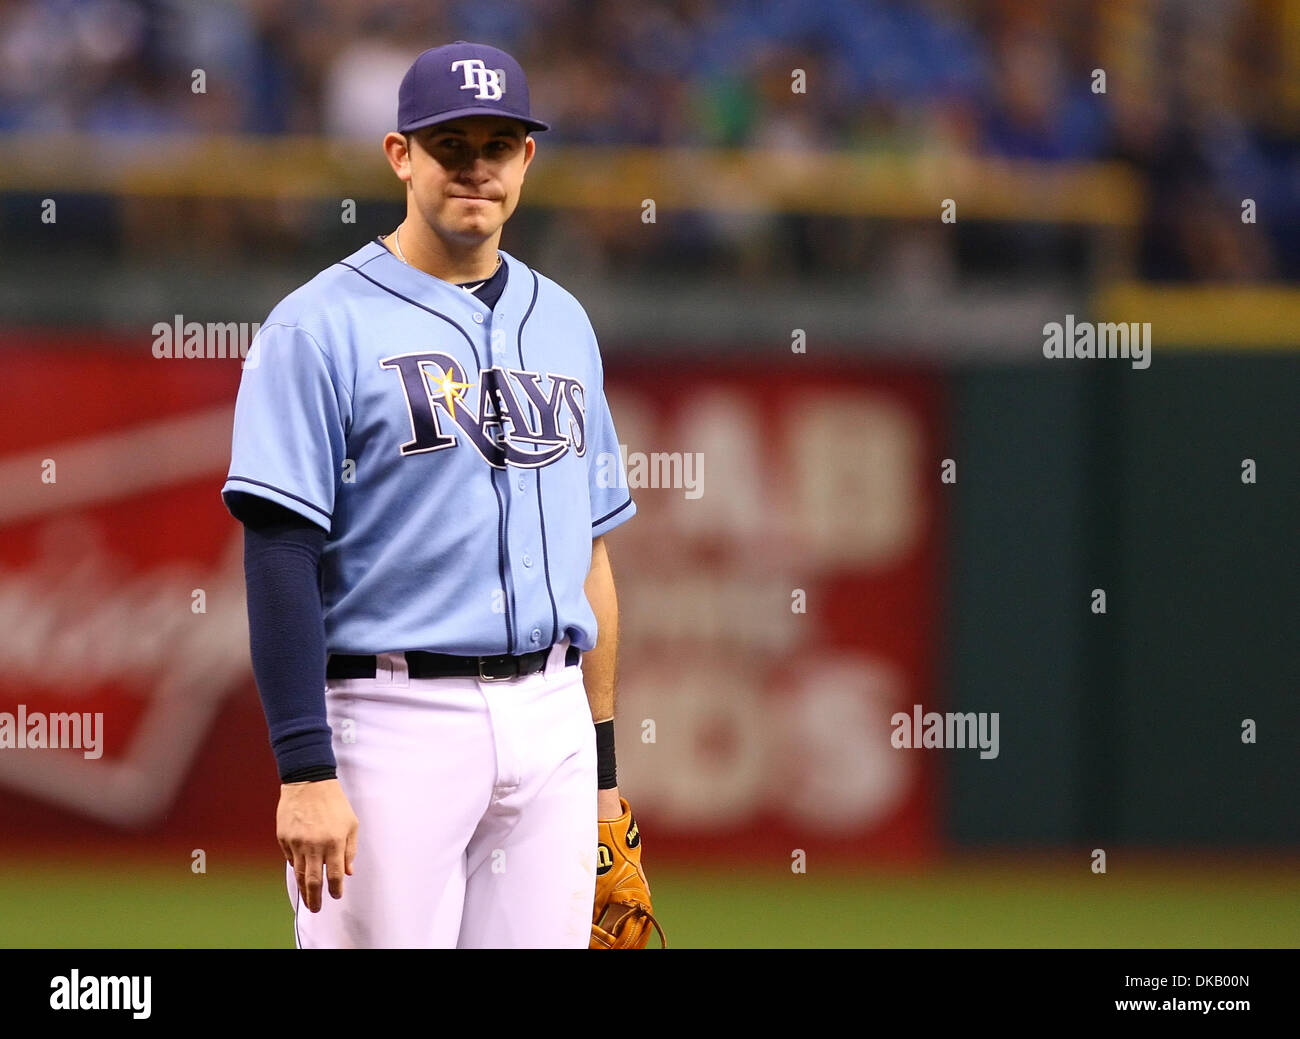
[
  {"xmin": 1094, "ymin": 284, "xmax": 1300, "ymax": 349},
  {"xmin": 0, "ymin": 134, "xmax": 1143, "ymax": 224},
  {"xmin": 8, "ymin": 133, "xmax": 1296, "ymax": 349}
]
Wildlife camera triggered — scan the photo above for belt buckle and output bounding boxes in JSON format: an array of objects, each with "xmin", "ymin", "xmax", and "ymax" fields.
[{"xmin": 477, "ymin": 654, "xmax": 515, "ymax": 682}]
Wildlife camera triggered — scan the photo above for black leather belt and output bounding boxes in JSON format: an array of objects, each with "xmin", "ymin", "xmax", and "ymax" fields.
[{"xmin": 327, "ymin": 645, "xmax": 580, "ymax": 682}]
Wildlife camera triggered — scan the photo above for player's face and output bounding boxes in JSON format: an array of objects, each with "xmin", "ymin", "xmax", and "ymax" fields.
[{"xmin": 403, "ymin": 116, "xmax": 535, "ymax": 246}]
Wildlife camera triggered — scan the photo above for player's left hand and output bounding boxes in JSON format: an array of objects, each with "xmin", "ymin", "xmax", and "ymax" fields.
[{"xmin": 591, "ymin": 795, "xmax": 666, "ymax": 949}]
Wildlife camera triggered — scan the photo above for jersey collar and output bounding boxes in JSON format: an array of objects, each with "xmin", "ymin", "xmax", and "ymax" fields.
[{"xmin": 346, "ymin": 238, "xmax": 531, "ymax": 321}]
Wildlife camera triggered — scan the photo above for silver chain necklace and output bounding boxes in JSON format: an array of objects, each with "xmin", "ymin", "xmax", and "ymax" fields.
[{"xmin": 393, "ymin": 226, "xmax": 500, "ymax": 290}]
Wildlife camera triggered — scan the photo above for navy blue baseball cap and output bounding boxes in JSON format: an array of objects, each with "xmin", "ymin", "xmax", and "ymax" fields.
[{"xmin": 397, "ymin": 41, "xmax": 550, "ymax": 134}]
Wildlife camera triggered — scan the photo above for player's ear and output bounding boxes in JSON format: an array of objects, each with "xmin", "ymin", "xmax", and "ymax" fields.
[
  {"xmin": 520, "ymin": 134, "xmax": 536, "ymax": 176},
  {"xmin": 383, "ymin": 131, "xmax": 413, "ymax": 184}
]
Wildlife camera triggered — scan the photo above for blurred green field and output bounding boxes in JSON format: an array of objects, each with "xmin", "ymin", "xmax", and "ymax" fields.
[{"xmin": 1, "ymin": 860, "xmax": 1295, "ymax": 948}]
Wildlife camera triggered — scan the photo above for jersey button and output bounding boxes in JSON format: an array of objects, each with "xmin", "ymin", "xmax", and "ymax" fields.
[
  {"xmin": 472, "ymin": 312, "xmax": 485, "ymax": 324},
  {"xmin": 529, "ymin": 628, "xmax": 542, "ymax": 643},
  {"xmin": 522, "ymin": 553, "xmax": 532, "ymax": 568},
  {"xmin": 516, "ymin": 476, "xmax": 526, "ymax": 491}
]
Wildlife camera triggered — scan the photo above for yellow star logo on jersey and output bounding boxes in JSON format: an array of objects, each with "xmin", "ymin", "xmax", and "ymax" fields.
[{"xmin": 422, "ymin": 363, "xmax": 473, "ymax": 414}]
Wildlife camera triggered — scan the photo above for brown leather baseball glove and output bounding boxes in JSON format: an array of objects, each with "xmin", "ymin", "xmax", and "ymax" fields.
[{"xmin": 590, "ymin": 797, "xmax": 666, "ymax": 949}]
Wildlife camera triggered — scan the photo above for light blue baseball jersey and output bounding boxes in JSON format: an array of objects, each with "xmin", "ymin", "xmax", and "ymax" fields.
[{"xmin": 222, "ymin": 241, "xmax": 635, "ymax": 656}]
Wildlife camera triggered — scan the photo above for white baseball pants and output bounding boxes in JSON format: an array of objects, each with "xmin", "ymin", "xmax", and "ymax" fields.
[{"xmin": 289, "ymin": 638, "xmax": 597, "ymax": 948}]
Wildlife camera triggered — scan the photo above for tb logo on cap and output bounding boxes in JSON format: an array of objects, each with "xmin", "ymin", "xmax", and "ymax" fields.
[{"xmin": 451, "ymin": 59, "xmax": 505, "ymax": 100}]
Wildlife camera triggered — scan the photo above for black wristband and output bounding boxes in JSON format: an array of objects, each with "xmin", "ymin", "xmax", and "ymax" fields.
[
  {"xmin": 281, "ymin": 764, "xmax": 338, "ymax": 784},
  {"xmin": 594, "ymin": 719, "xmax": 617, "ymax": 790}
]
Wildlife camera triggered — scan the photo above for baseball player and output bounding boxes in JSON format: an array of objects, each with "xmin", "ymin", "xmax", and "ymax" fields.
[{"xmin": 223, "ymin": 41, "xmax": 661, "ymax": 948}]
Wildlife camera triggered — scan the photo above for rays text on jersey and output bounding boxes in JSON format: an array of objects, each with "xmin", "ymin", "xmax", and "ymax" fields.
[{"xmin": 381, "ymin": 351, "xmax": 587, "ymax": 469}]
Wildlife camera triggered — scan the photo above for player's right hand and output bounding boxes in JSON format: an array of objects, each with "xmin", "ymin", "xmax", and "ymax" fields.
[{"xmin": 277, "ymin": 779, "xmax": 359, "ymax": 913}]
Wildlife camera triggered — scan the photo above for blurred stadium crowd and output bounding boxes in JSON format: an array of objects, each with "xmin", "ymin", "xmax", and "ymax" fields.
[{"xmin": 2, "ymin": 0, "xmax": 1297, "ymax": 280}]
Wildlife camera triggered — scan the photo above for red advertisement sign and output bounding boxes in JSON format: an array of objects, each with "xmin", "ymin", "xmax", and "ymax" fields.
[
  {"xmin": 0, "ymin": 336, "xmax": 942, "ymax": 864},
  {"xmin": 604, "ymin": 358, "xmax": 944, "ymax": 863}
]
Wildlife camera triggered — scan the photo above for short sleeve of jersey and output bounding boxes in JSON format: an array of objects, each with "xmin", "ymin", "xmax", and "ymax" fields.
[
  {"xmin": 585, "ymin": 376, "xmax": 636, "ymax": 537},
  {"xmin": 222, "ymin": 322, "xmax": 349, "ymax": 532}
]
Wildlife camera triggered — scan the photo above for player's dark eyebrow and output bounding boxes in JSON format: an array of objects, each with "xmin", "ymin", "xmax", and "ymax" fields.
[{"xmin": 428, "ymin": 125, "xmax": 524, "ymax": 141}]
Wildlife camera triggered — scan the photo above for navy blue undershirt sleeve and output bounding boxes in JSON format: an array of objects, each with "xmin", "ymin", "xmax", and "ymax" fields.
[
  {"xmin": 236, "ymin": 495, "xmax": 337, "ymax": 783},
  {"xmin": 233, "ymin": 257, "xmax": 504, "ymax": 785}
]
